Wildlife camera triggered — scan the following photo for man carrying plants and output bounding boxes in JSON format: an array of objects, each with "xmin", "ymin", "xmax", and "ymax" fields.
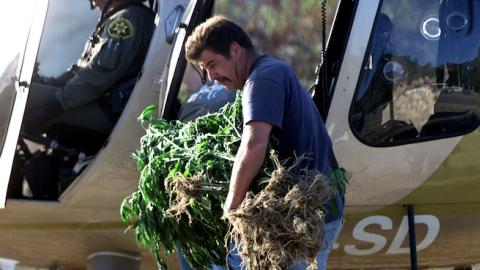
[{"xmin": 185, "ymin": 15, "xmax": 345, "ymax": 270}]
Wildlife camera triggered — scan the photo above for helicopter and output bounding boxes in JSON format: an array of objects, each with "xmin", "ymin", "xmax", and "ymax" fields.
[{"xmin": 0, "ymin": 0, "xmax": 479, "ymax": 269}]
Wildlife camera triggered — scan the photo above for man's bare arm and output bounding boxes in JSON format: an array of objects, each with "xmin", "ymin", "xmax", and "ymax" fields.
[{"xmin": 224, "ymin": 120, "xmax": 272, "ymax": 213}]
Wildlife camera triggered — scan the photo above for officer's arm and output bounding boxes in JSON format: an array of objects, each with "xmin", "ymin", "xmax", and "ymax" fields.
[
  {"xmin": 37, "ymin": 65, "xmax": 78, "ymax": 87},
  {"xmin": 56, "ymin": 10, "xmax": 152, "ymax": 111}
]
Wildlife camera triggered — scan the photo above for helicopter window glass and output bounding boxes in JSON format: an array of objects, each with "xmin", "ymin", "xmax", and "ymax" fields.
[
  {"xmin": 35, "ymin": 0, "xmax": 98, "ymax": 77},
  {"xmin": 0, "ymin": 3, "xmax": 35, "ymax": 155},
  {"xmin": 350, "ymin": 0, "xmax": 480, "ymax": 146}
]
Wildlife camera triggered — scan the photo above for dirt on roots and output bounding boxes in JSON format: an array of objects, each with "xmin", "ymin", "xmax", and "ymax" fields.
[{"xmin": 225, "ymin": 154, "xmax": 334, "ymax": 270}]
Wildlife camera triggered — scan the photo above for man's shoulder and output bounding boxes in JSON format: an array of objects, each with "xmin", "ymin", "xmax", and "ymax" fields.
[
  {"xmin": 258, "ymin": 56, "xmax": 290, "ymax": 70},
  {"xmin": 249, "ymin": 56, "xmax": 293, "ymax": 82}
]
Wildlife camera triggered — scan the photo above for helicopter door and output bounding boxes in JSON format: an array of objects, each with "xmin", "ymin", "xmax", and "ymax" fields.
[
  {"xmin": 0, "ymin": 0, "xmax": 49, "ymax": 207},
  {"xmin": 158, "ymin": 0, "xmax": 215, "ymax": 119}
]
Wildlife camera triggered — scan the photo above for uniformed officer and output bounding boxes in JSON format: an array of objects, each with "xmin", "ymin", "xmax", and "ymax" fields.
[{"xmin": 25, "ymin": 0, "xmax": 155, "ymax": 135}]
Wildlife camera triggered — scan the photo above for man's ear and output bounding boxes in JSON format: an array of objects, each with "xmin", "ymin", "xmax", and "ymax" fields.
[{"xmin": 229, "ymin": 42, "xmax": 242, "ymax": 58}]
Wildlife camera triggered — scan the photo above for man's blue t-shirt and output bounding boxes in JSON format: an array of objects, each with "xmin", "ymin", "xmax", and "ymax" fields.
[{"xmin": 242, "ymin": 55, "xmax": 343, "ymax": 222}]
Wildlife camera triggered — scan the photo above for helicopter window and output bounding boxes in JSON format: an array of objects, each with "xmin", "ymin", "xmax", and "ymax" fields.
[
  {"xmin": 25, "ymin": 0, "xmax": 110, "ymax": 151},
  {"xmin": 350, "ymin": 0, "xmax": 480, "ymax": 147},
  {"xmin": 7, "ymin": 1, "xmax": 101, "ymax": 200},
  {"xmin": 35, "ymin": 0, "xmax": 98, "ymax": 78}
]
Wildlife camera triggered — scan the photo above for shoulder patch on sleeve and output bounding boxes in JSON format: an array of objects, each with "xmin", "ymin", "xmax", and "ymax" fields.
[{"xmin": 108, "ymin": 17, "xmax": 134, "ymax": 39}]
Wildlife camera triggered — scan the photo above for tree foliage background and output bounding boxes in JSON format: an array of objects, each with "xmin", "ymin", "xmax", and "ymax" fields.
[{"xmin": 215, "ymin": 0, "xmax": 339, "ymax": 87}]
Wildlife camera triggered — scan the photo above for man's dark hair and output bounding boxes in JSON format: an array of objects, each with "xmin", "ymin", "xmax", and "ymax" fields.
[{"xmin": 185, "ymin": 15, "xmax": 254, "ymax": 62}]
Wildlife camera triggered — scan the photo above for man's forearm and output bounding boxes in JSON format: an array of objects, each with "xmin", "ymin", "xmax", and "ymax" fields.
[{"xmin": 224, "ymin": 137, "xmax": 268, "ymax": 212}]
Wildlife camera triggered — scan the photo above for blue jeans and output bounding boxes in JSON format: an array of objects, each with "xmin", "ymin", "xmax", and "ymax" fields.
[
  {"xmin": 176, "ymin": 251, "xmax": 192, "ymax": 270},
  {"xmin": 176, "ymin": 251, "xmax": 228, "ymax": 270},
  {"xmin": 226, "ymin": 218, "xmax": 344, "ymax": 270}
]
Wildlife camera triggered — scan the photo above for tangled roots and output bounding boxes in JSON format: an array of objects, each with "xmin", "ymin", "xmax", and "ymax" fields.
[
  {"xmin": 165, "ymin": 174, "xmax": 204, "ymax": 222},
  {"xmin": 225, "ymin": 154, "xmax": 334, "ymax": 270}
]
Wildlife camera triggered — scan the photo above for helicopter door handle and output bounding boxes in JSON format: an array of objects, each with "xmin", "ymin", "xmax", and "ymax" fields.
[
  {"xmin": 19, "ymin": 81, "xmax": 30, "ymax": 88},
  {"xmin": 178, "ymin": 22, "xmax": 187, "ymax": 29}
]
